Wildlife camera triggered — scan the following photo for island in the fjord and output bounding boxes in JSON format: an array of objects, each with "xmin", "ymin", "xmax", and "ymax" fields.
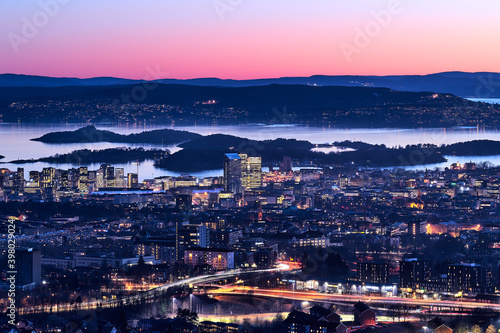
[
  {"xmin": 0, "ymin": 154, "xmax": 4, "ymax": 160},
  {"xmin": 156, "ymin": 136, "xmax": 500, "ymax": 171},
  {"xmin": 31, "ymin": 125, "xmax": 201, "ymax": 144},
  {"xmin": 9, "ymin": 147, "xmax": 168, "ymax": 165},
  {"xmin": 8, "ymin": 136, "xmax": 500, "ymax": 170},
  {"xmin": 440, "ymin": 140, "xmax": 500, "ymax": 156},
  {"xmin": 154, "ymin": 134, "xmax": 448, "ymax": 171}
]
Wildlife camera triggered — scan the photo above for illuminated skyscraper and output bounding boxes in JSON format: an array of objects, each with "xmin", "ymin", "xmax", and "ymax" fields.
[
  {"xmin": 224, "ymin": 153, "xmax": 262, "ymax": 194},
  {"xmin": 41, "ymin": 167, "xmax": 55, "ymax": 188},
  {"xmin": 115, "ymin": 168, "xmax": 125, "ymax": 188},
  {"xmin": 242, "ymin": 156, "xmax": 262, "ymax": 190},
  {"xmin": 29, "ymin": 171, "xmax": 39, "ymax": 183},
  {"xmin": 14, "ymin": 167, "xmax": 24, "ymax": 192},
  {"xmin": 127, "ymin": 173, "xmax": 138, "ymax": 188},
  {"xmin": 87, "ymin": 170, "xmax": 96, "ymax": 190},
  {"xmin": 78, "ymin": 166, "xmax": 88, "ymax": 193},
  {"xmin": 60, "ymin": 171, "xmax": 69, "ymax": 188},
  {"xmin": 96, "ymin": 169, "xmax": 104, "ymax": 189},
  {"xmin": 105, "ymin": 165, "xmax": 115, "ymax": 188},
  {"xmin": 224, "ymin": 153, "xmax": 243, "ymax": 194}
]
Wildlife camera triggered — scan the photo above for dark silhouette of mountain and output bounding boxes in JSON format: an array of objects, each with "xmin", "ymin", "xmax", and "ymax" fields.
[
  {"xmin": 2, "ymin": 83, "xmax": 494, "ymax": 127},
  {"xmin": 0, "ymin": 73, "xmax": 142, "ymax": 87},
  {"xmin": 31, "ymin": 125, "xmax": 201, "ymax": 144},
  {"xmin": 2, "ymin": 72, "xmax": 500, "ymax": 97}
]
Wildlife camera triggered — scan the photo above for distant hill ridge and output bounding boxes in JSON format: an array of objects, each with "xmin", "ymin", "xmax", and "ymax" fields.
[
  {"xmin": 2, "ymin": 72, "xmax": 500, "ymax": 97},
  {"xmin": 1, "ymin": 83, "xmax": 497, "ymax": 127}
]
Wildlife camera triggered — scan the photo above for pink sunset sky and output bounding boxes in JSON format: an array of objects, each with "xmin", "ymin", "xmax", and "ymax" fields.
[{"xmin": 1, "ymin": 0, "xmax": 500, "ymax": 80}]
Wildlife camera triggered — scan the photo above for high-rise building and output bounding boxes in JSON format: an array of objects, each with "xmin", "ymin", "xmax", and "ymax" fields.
[
  {"xmin": 25, "ymin": 171, "xmax": 40, "ymax": 194},
  {"xmin": 17, "ymin": 248, "xmax": 41, "ymax": 287},
  {"xmin": 0, "ymin": 172, "xmax": 5, "ymax": 190},
  {"xmin": 68, "ymin": 168, "xmax": 79, "ymax": 188},
  {"xmin": 242, "ymin": 155, "xmax": 262, "ymax": 190},
  {"xmin": 100, "ymin": 164, "xmax": 109, "ymax": 177},
  {"xmin": 408, "ymin": 220, "xmax": 421, "ymax": 236},
  {"xmin": 224, "ymin": 153, "xmax": 242, "ymax": 194},
  {"xmin": 14, "ymin": 168, "xmax": 25, "ymax": 192},
  {"xmin": 115, "ymin": 168, "xmax": 125, "ymax": 188},
  {"xmin": 127, "ymin": 173, "xmax": 138, "ymax": 188},
  {"xmin": 339, "ymin": 175, "xmax": 349, "ymax": 188},
  {"xmin": 184, "ymin": 248, "xmax": 234, "ymax": 270},
  {"xmin": 279, "ymin": 156, "xmax": 293, "ymax": 172},
  {"xmin": 78, "ymin": 167, "xmax": 88, "ymax": 193},
  {"xmin": 399, "ymin": 258, "xmax": 431, "ymax": 289},
  {"xmin": 96, "ymin": 169, "xmax": 104, "ymax": 189},
  {"xmin": 17, "ymin": 168, "xmax": 24, "ymax": 180},
  {"xmin": 60, "ymin": 171, "xmax": 69, "ymax": 188},
  {"xmin": 224, "ymin": 153, "xmax": 262, "ymax": 194},
  {"xmin": 87, "ymin": 170, "xmax": 96, "ymax": 191},
  {"xmin": 175, "ymin": 222, "xmax": 209, "ymax": 260},
  {"xmin": 99, "ymin": 164, "xmax": 115, "ymax": 188},
  {"xmin": 448, "ymin": 263, "xmax": 491, "ymax": 294},
  {"xmin": 254, "ymin": 248, "xmax": 277, "ymax": 269},
  {"xmin": 29, "ymin": 171, "xmax": 39, "ymax": 183},
  {"xmin": 106, "ymin": 166, "xmax": 115, "ymax": 188},
  {"xmin": 41, "ymin": 167, "xmax": 55, "ymax": 188},
  {"xmin": 357, "ymin": 262, "xmax": 390, "ymax": 284},
  {"xmin": 135, "ymin": 234, "xmax": 176, "ymax": 265}
]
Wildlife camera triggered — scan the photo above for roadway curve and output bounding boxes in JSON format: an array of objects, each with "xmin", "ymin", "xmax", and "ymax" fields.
[
  {"xmin": 210, "ymin": 287, "xmax": 500, "ymax": 313},
  {"xmin": 18, "ymin": 264, "xmax": 291, "ymax": 315}
]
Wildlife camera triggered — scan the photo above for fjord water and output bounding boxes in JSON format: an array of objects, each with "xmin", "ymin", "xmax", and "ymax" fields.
[{"xmin": 3, "ymin": 121, "xmax": 500, "ymax": 180}]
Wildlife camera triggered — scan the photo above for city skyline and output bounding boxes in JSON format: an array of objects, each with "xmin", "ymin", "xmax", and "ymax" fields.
[{"xmin": 3, "ymin": 1, "xmax": 500, "ymax": 332}]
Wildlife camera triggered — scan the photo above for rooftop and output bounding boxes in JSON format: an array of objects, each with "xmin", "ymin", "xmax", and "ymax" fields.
[{"xmin": 225, "ymin": 153, "xmax": 241, "ymax": 160}]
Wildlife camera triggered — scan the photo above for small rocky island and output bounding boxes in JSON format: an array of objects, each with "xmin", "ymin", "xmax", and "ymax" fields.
[{"xmin": 31, "ymin": 125, "xmax": 201, "ymax": 144}]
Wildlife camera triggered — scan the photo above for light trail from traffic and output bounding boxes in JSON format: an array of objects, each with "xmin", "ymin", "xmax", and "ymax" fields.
[
  {"xmin": 210, "ymin": 287, "xmax": 500, "ymax": 313},
  {"xmin": 17, "ymin": 263, "xmax": 500, "ymax": 317},
  {"xmin": 17, "ymin": 264, "xmax": 291, "ymax": 315}
]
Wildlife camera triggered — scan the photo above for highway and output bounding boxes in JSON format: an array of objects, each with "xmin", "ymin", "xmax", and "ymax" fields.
[
  {"xmin": 210, "ymin": 287, "xmax": 500, "ymax": 313},
  {"xmin": 17, "ymin": 263, "xmax": 500, "ymax": 316},
  {"xmin": 17, "ymin": 264, "xmax": 291, "ymax": 315}
]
